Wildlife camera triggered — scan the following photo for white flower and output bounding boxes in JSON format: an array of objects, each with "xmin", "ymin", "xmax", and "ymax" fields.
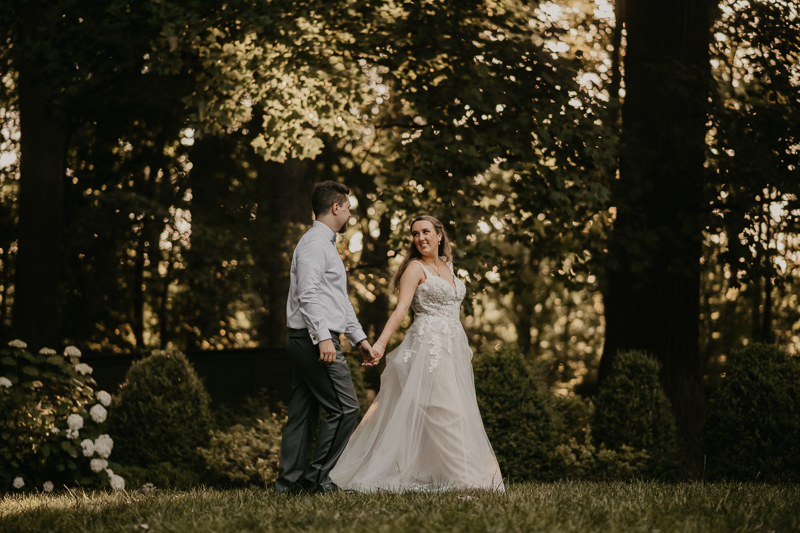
[
  {"xmin": 43, "ymin": 481, "xmax": 54, "ymax": 493},
  {"xmin": 90, "ymin": 458, "xmax": 108, "ymax": 473},
  {"xmin": 108, "ymin": 473, "xmax": 125, "ymax": 491},
  {"xmin": 66, "ymin": 428, "xmax": 79, "ymax": 439},
  {"xmin": 80, "ymin": 439, "xmax": 95, "ymax": 457},
  {"xmin": 94, "ymin": 434, "xmax": 114, "ymax": 458},
  {"xmin": 39, "ymin": 347, "xmax": 57, "ymax": 355},
  {"xmin": 89, "ymin": 404, "xmax": 107, "ymax": 423},
  {"xmin": 67, "ymin": 414, "xmax": 84, "ymax": 431},
  {"xmin": 12, "ymin": 477, "xmax": 24, "ymax": 489},
  {"xmin": 97, "ymin": 390, "xmax": 112, "ymax": 407},
  {"xmin": 0, "ymin": 376, "xmax": 11, "ymax": 388},
  {"xmin": 138, "ymin": 482, "xmax": 157, "ymax": 493},
  {"xmin": 74, "ymin": 363, "xmax": 93, "ymax": 375},
  {"xmin": 50, "ymin": 427, "xmax": 60, "ymax": 435},
  {"xmin": 64, "ymin": 346, "xmax": 81, "ymax": 357},
  {"xmin": 8, "ymin": 339, "xmax": 27, "ymax": 349}
]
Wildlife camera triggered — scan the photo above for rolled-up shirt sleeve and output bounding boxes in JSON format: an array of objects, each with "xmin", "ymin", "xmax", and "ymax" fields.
[
  {"xmin": 344, "ymin": 297, "xmax": 367, "ymax": 347},
  {"xmin": 295, "ymin": 244, "xmax": 331, "ymax": 345}
]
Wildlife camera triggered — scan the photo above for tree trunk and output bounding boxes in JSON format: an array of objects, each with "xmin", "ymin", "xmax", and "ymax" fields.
[
  {"xmin": 13, "ymin": 23, "xmax": 67, "ymax": 351},
  {"xmin": 608, "ymin": 0, "xmax": 625, "ymax": 104},
  {"xmin": 513, "ymin": 250, "xmax": 537, "ymax": 356},
  {"xmin": 261, "ymin": 158, "xmax": 315, "ymax": 347},
  {"xmin": 761, "ymin": 274, "xmax": 773, "ymax": 344},
  {"xmin": 1, "ymin": 245, "xmax": 9, "ymax": 330},
  {"xmin": 158, "ymin": 256, "xmax": 173, "ymax": 349},
  {"xmin": 599, "ymin": 0, "xmax": 710, "ymax": 478},
  {"xmin": 132, "ymin": 223, "xmax": 146, "ymax": 351}
]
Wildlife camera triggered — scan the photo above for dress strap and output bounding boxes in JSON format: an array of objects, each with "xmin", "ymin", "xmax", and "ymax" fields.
[
  {"xmin": 411, "ymin": 259, "xmax": 431, "ymax": 277},
  {"xmin": 439, "ymin": 257, "xmax": 455, "ymax": 275}
]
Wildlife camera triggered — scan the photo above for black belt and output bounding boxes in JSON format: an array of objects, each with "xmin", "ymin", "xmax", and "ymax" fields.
[{"xmin": 288, "ymin": 328, "xmax": 342, "ymax": 338}]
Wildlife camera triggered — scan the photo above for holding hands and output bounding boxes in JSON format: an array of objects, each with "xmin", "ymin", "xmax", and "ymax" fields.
[
  {"xmin": 365, "ymin": 342, "xmax": 385, "ymax": 367},
  {"xmin": 358, "ymin": 339, "xmax": 378, "ymax": 367}
]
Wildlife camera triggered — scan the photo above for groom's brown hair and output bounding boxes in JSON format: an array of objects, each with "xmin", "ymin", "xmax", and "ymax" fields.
[{"xmin": 312, "ymin": 181, "xmax": 351, "ymax": 217}]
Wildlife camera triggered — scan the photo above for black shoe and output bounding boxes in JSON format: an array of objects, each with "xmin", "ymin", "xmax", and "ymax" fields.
[
  {"xmin": 275, "ymin": 480, "xmax": 312, "ymax": 496},
  {"xmin": 313, "ymin": 483, "xmax": 340, "ymax": 494}
]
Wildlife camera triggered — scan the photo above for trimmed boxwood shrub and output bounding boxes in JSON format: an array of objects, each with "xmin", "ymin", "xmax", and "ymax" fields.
[
  {"xmin": 473, "ymin": 345, "xmax": 557, "ymax": 481},
  {"xmin": 704, "ymin": 343, "xmax": 800, "ymax": 481},
  {"xmin": 592, "ymin": 350, "xmax": 680, "ymax": 479},
  {"xmin": 107, "ymin": 349, "xmax": 213, "ymax": 471}
]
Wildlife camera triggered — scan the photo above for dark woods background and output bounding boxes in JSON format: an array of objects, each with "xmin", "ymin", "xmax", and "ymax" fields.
[{"xmin": 0, "ymin": 0, "xmax": 798, "ymax": 477}]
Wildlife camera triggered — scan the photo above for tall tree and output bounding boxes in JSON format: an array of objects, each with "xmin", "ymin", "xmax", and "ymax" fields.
[
  {"xmin": 11, "ymin": 1, "xmax": 68, "ymax": 349},
  {"xmin": 598, "ymin": 0, "xmax": 711, "ymax": 476}
]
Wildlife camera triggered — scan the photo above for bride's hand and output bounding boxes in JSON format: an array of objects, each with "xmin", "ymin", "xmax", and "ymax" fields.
[{"xmin": 368, "ymin": 343, "xmax": 385, "ymax": 365}]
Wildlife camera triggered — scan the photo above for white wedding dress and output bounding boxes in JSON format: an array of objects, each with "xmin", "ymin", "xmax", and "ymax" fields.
[{"xmin": 329, "ymin": 259, "xmax": 504, "ymax": 492}]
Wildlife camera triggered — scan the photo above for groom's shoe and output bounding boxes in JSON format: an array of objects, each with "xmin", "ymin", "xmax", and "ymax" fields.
[
  {"xmin": 277, "ymin": 479, "xmax": 313, "ymax": 496},
  {"xmin": 313, "ymin": 483, "xmax": 340, "ymax": 495}
]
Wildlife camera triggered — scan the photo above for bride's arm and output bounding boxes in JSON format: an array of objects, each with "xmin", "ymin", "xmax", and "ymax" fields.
[{"xmin": 367, "ymin": 263, "xmax": 425, "ymax": 364}]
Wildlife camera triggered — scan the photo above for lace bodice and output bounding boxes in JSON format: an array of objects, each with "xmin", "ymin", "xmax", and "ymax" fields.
[{"xmin": 410, "ymin": 259, "xmax": 466, "ymax": 319}]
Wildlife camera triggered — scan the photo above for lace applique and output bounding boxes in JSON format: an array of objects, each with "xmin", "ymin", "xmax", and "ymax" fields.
[
  {"xmin": 428, "ymin": 318, "xmax": 455, "ymax": 373},
  {"xmin": 403, "ymin": 316, "xmax": 427, "ymax": 363},
  {"xmin": 402, "ymin": 260, "xmax": 465, "ymax": 372},
  {"xmin": 428, "ymin": 329, "xmax": 443, "ymax": 372}
]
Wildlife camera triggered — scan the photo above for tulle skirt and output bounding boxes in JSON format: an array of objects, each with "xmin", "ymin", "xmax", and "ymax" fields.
[{"xmin": 330, "ymin": 314, "xmax": 505, "ymax": 492}]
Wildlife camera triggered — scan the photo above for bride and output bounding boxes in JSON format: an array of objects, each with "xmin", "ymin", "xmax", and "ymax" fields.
[{"xmin": 329, "ymin": 215, "xmax": 504, "ymax": 492}]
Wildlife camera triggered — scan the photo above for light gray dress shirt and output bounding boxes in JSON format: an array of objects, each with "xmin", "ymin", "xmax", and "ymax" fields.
[{"xmin": 286, "ymin": 221, "xmax": 367, "ymax": 346}]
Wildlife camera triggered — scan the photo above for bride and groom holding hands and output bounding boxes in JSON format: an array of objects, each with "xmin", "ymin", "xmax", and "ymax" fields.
[{"xmin": 275, "ymin": 180, "xmax": 504, "ymax": 494}]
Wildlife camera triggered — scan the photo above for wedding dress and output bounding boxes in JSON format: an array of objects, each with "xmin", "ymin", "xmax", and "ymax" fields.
[{"xmin": 329, "ymin": 259, "xmax": 505, "ymax": 492}]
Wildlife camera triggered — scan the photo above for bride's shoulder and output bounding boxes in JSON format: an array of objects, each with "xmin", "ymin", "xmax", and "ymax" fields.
[
  {"xmin": 405, "ymin": 260, "xmax": 425, "ymax": 274},
  {"xmin": 403, "ymin": 261, "xmax": 426, "ymax": 282}
]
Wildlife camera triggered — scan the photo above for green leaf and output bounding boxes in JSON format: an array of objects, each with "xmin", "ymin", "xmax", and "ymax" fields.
[
  {"xmin": 61, "ymin": 441, "xmax": 76, "ymax": 454},
  {"xmin": 1, "ymin": 356, "xmax": 15, "ymax": 366},
  {"xmin": 22, "ymin": 366, "xmax": 39, "ymax": 376},
  {"xmin": 46, "ymin": 355, "xmax": 64, "ymax": 365}
]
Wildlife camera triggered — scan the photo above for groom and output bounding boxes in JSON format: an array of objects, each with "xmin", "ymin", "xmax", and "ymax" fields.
[{"xmin": 274, "ymin": 180, "xmax": 374, "ymax": 494}]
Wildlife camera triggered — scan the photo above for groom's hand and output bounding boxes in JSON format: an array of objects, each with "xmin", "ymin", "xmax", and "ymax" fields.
[
  {"xmin": 358, "ymin": 340, "xmax": 373, "ymax": 366},
  {"xmin": 367, "ymin": 343, "xmax": 385, "ymax": 366},
  {"xmin": 318, "ymin": 339, "xmax": 336, "ymax": 365}
]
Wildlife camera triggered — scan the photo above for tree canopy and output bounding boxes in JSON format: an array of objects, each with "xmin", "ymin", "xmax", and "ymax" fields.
[{"xmin": 1, "ymin": 0, "xmax": 798, "ymax": 477}]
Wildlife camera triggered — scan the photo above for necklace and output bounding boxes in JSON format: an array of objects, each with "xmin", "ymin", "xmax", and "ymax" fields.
[{"xmin": 422, "ymin": 258, "xmax": 441, "ymax": 277}]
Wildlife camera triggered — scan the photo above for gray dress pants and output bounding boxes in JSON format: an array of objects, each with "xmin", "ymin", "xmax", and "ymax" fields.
[{"xmin": 274, "ymin": 329, "xmax": 360, "ymax": 493}]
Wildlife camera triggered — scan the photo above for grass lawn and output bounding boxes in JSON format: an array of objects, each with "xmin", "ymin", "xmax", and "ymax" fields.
[{"xmin": 1, "ymin": 481, "xmax": 798, "ymax": 532}]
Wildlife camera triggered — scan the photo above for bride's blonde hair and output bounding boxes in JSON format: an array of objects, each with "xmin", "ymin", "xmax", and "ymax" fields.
[{"xmin": 391, "ymin": 215, "xmax": 453, "ymax": 291}]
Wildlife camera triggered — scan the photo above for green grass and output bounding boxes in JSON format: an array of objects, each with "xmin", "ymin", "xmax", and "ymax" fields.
[{"xmin": 1, "ymin": 482, "xmax": 798, "ymax": 532}]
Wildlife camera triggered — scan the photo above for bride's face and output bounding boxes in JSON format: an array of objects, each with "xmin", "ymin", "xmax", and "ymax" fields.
[{"xmin": 411, "ymin": 221, "xmax": 440, "ymax": 258}]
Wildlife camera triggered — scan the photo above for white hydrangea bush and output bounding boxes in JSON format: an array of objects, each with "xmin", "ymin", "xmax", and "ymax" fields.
[{"xmin": 0, "ymin": 340, "xmax": 125, "ymax": 492}]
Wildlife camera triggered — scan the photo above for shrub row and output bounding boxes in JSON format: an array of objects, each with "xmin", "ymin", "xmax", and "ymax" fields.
[
  {"xmin": 704, "ymin": 343, "xmax": 800, "ymax": 482},
  {"xmin": 474, "ymin": 343, "xmax": 799, "ymax": 482},
  {"xmin": 10, "ymin": 338, "xmax": 795, "ymax": 490},
  {"xmin": 108, "ymin": 349, "xmax": 371, "ymax": 489},
  {"xmin": 474, "ymin": 347, "xmax": 679, "ymax": 481}
]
